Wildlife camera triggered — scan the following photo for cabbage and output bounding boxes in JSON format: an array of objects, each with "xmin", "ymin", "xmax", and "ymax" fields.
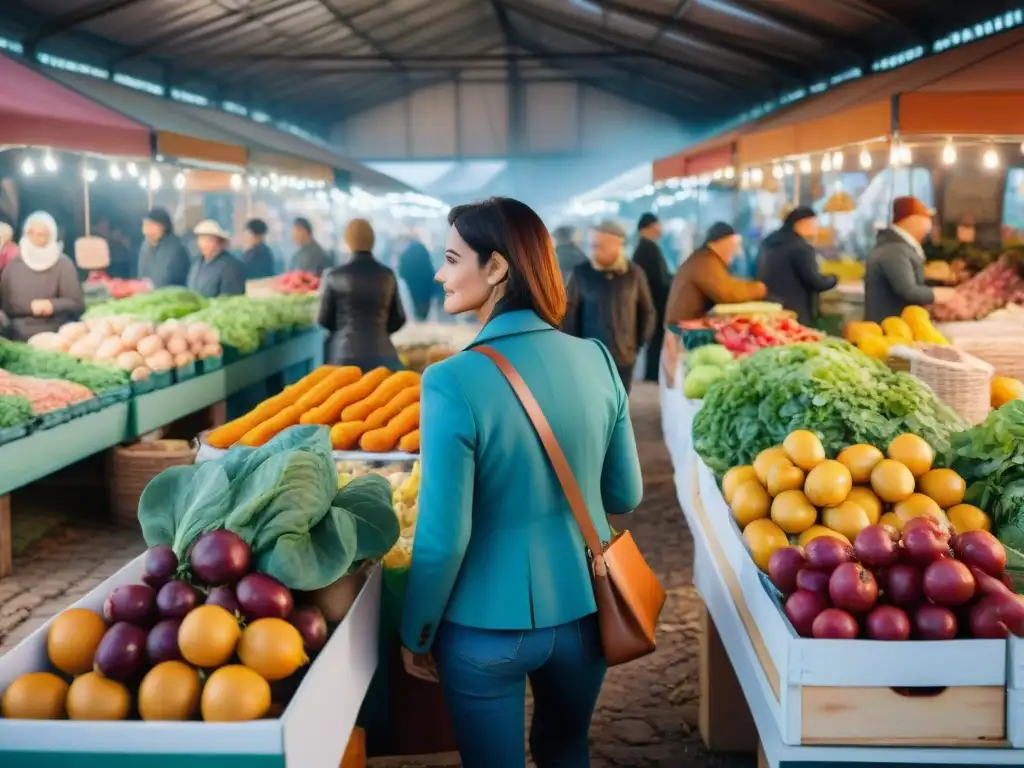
[
  {"xmin": 683, "ymin": 365, "xmax": 725, "ymax": 399},
  {"xmin": 689, "ymin": 344, "xmax": 734, "ymax": 369}
]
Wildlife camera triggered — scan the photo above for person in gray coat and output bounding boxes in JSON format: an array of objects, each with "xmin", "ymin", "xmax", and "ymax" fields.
[
  {"xmin": 757, "ymin": 206, "xmax": 837, "ymax": 327},
  {"xmin": 290, "ymin": 217, "xmax": 331, "ymax": 275},
  {"xmin": 186, "ymin": 220, "xmax": 246, "ymax": 298},
  {"xmin": 138, "ymin": 207, "xmax": 191, "ymax": 288},
  {"xmin": 553, "ymin": 225, "xmax": 587, "ymax": 280},
  {"xmin": 864, "ymin": 196, "xmax": 937, "ymax": 322}
]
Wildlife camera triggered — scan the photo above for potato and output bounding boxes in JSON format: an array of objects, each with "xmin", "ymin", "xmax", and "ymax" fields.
[
  {"xmin": 121, "ymin": 322, "xmax": 151, "ymax": 347},
  {"xmin": 146, "ymin": 350, "xmax": 174, "ymax": 372},
  {"xmin": 117, "ymin": 351, "xmax": 144, "ymax": 371},
  {"xmin": 95, "ymin": 338, "xmax": 124, "ymax": 361},
  {"xmin": 173, "ymin": 352, "xmax": 195, "ymax": 368},
  {"xmin": 136, "ymin": 334, "xmax": 164, "ymax": 358},
  {"xmin": 166, "ymin": 335, "xmax": 189, "ymax": 356},
  {"xmin": 57, "ymin": 322, "xmax": 88, "ymax": 342},
  {"xmin": 200, "ymin": 343, "xmax": 222, "ymax": 360},
  {"xmin": 131, "ymin": 366, "xmax": 151, "ymax": 382},
  {"xmin": 28, "ymin": 332, "xmax": 63, "ymax": 350}
]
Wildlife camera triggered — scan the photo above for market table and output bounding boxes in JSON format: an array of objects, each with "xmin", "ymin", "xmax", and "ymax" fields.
[
  {"xmin": 662, "ymin": 383, "xmax": 1024, "ymax": 767},
  {"xmin": 0, "ymin": 330, "xmax": 324, "ymax": 578}
]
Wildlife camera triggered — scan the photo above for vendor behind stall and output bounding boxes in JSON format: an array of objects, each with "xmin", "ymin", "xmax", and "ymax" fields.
[
  {"xmin": 0, "ymin": 211, "xmax": 84, "ymax": 340},
  {"xmin": 757, "ymin": 206, "xmax": 837, "ymax": 326},
  {"xmin": 187, "ymin": 220, "xmax": 246, "ymax": 298},
  {"xmin": 290, "ymin": 217, "xmax": 331, "ymax": 275},
  {"xmin": 665, "ymin": 222, "xmax": 767, "ymax": 324},
  {"xmin": 241, "ymin": 218, "xmax": 276, "ymax": 280},
  {"xmin": 865, "ymin": 196, "xmax": 952, "ymax": 322},
  {"xmin": 138, "ymin": 207, "xmax": 191, "ymax": 288}
]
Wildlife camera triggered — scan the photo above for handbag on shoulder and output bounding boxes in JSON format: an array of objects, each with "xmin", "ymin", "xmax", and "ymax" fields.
[{"xmin": 474, "ymin": 345, "xmax": 666, "ymax": 666}]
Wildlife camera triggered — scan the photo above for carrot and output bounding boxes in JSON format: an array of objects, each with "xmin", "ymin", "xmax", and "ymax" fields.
[
  {"xmin": 341, "ymin": 371, "xmax": 420, "ymax": 422},
  {"xmin": 364, "ymin": 385, "xmax": 420, "ymax": 430},
  {"xmin": 300, "ymin": 367, "xmax": 392, "ymax": 425},
  {"xmin": 207, "ymin": 366, "xmax": 338, "ymax": 448},
  {"xmin": 359, "ymin": 402, "xmax": 420, "ymax": 452},
  {"xmin": 330, "ymin": 421, "xmax": 369, "ymax": 450},
  {"xmin": 238, "ymin": 405, "xmax": 305, "ymax": 447},
  {"xmin": 294, "ymin": 366, "xmax": 363, "ymax": 411},
  {"xmin": 398, "ymin": 429, "xmax": 420, "ymax": 453}
]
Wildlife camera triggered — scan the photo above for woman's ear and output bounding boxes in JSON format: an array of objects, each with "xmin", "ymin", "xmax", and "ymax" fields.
[{"xmin": 486, "ymin": 251, "xmax": 510, "ymax": 286}]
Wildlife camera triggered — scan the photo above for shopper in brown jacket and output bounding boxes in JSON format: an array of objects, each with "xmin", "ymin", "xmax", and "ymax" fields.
[{"xmin": 665, "ymin": 222, "xmax": 767, "ymax": 324}]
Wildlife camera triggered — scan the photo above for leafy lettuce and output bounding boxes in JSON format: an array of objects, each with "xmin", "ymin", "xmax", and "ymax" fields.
[
  {"xmin": 692, "ymin": 340, "xmax": 966, "ymax": 475},
  {"xmin": 138, "ymin": 425, "xmax": 400, "ymax": 591}
]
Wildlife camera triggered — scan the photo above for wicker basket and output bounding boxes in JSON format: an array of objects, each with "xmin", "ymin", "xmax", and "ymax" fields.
[
  {"xmin": 939, "ymin": 321, "xmax": 1024, "ymax": 380},
  {"xmin": 902, "ymin": 344, "xmax": 993, "ymax": 425},
  {"xmin": 108, "ymin": 439, "xmax": 196, "ymax": 524}
]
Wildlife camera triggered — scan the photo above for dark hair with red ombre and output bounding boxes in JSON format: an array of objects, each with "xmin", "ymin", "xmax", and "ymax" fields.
[{"xmin": 447, "ymin": 197, "xmax": 566, "ymax": 327}]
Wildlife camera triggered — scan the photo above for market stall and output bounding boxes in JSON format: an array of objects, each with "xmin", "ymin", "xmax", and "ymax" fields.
[{"xmin": 660, "ymin": 310, "xmax": 1024, "ymax": 766}]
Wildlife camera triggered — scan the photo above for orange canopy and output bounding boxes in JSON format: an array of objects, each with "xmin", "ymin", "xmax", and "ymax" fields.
[{"xmin": 653, "ymin": 132, "xmax": 738, "ymax": 181}]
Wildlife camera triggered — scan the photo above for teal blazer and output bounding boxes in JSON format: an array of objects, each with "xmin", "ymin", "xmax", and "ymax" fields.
[{"xmin": 400, "ymin": 309, "xmax": 643, "ymax": 653}]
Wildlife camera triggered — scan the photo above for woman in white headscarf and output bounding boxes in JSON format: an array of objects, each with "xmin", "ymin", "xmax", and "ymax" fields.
[{"xmin": 0, "ymin": 211, "xmax": 84, "ymax": 340}]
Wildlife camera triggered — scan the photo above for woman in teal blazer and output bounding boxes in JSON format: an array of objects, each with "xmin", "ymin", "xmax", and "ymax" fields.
[{"xmin": 400, "ymin": 198, "xmax": 644, "ymax": 768}]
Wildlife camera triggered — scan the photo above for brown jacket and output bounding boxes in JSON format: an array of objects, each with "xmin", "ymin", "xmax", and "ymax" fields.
[{"xmin": 665, "ymin": 246, "xmax": 767, "ymax": 324}]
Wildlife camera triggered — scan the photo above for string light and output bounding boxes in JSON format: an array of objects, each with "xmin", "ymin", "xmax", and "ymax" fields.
[
  {"xmin": 831, "ymin": 151, "xmax": 844, "ymax": 170},
  {"xmin": 83, "ymin": 166, "xmax": 97, "ymax": 183},
  {"xmin": 230, "ymin": 173, "xmax": 243, "ymax": 191},
  {"xmin": 783, "ymin": 163, "xmax": 794, "ymax": 176},
  {"xmin": 900, "ymin": 145, "xmax": 913, "ymax": 164},
  {"xmin": 751, "ymin": 167, "xmax": 764, "ymax": 184},
  {"xmin": 174, "ymin": 172, "xmax": 186, "ymax": 190},
  {"xmin": 724, "ymin": 166, "xmax": 735, "ymax": 180},
  {"xmin": 740, "ymin": 169, "xmax": 750, "ymax": 185},
  {"xmin": 247, "ymin": 176, "xmax": 258, "ymax": 188},
  {"xmin": 859, "ymin": 149, "xmax": 872, "ymax": 169},
  {"xmin": 126, "ymin": 162, "xmax": 138, "ymax": 178},
  {"xmin": 799, "ymin": 157, "xmax": 812, "ymax": 174},
  {"xmin": 942, "ymin": 141, "xmax": 957, "ymax": 166},
  {"xmin": 42, "ymin": 151, "xmax": 58, "ymax": 172},
  {"xmin": 149, "ymin": 168, "xmax": 163, "ymax": 190},
  {"xmin": 772, "ymin": 164, "xmax": 784, "ymax": 179},
  {"xmin": 821, "ymin": 153, "xmax": 833, "ymax": 172},
  {"xmin": 109, "ymin": 162, "xmax": 122, "ymax": 180},
  {"xmin": 983, "ymin": 148, "xmax": 1000, "ymax": 170},
  {"xmin": 20, "ymin": 157, "xmax": 34, "ymax": 176}
]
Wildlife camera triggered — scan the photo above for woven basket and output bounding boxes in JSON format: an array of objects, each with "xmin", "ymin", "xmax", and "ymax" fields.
[
  {"xmin": 108, "ymin": 439, "xmax": 196, "ymax": 524},
  {"xmin": 939, "ymin": 321, "xmax": 1024, "ymax": 380},
  {"xmin": 903, "ymin": 344, "xmax": 993, "ymax": 425}
]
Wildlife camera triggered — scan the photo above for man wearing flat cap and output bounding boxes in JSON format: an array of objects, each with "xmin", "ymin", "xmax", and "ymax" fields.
[
  {"xmin": 666, "ymin": 222, "xmax": 767, "ymax": 324},
  {"xmin": 865, "ymin": 196, "xmax": 939, "ymax": 322},
  {"xmin": 757, "ymin": 206, "xmax": 837, "ymax": 327},
  {"xmin": 562, "ymin": 220, "xmax": 655, "ymax": 394}
]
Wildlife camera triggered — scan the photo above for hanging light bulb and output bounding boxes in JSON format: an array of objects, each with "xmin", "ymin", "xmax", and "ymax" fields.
[
  {"xmin": 724, "ymin": 166, "xmax": 735, "ymax": 180},
  {"xmin": 740, "ymin": 169, "xmax": 750, "ymax": 185},
  {"xmin": 783, "ymin": 163, "xmax": 794, "ymax": 176},
  {"xmin": 890, "ymin": 144, "xmax": 901, "ymax": 166},
  {"xmin": 83, "ymin": 166, "xmax": 97, "ymax": 183},
  {"xmin": 821, "ymin": 153, "xmax": 833, "ymax": 172},
  {"xmin": 832, "ymin": 151, "xmax": 844, "ymax": 171},
  {"xmin": 230, "ymin": 173, "xmax": 243, "ymax": 191},
  {"xmin": 751, "ymin": 167, "xmax": 764, "ymax": 184},
  {"xmin": 712, "ymin": 169, "xmax": 723, "ymax": 181},
  {"xmin": 799, "ymin": 157, "xmax": 812, "ymax": 174},
  {"xmin": 21, "ymin": 157, "xmax": 35, "ymax": 176},
  {"xmin": 247, "ymin": 175, "xmax": 258, "ymax": 188},
  {"xmin": 983, "ymin": 148, "xmax": 1000, "ymax": 170},
  {"xmin": 138, "ymin": 177, "xmax": 148, "ymax": 190},
  {"xmin": 900, "ymin": 145, "xmax": 913, "ymax": 164},
  {"xmin": 42, "ymin": 151, "xmax": 58, "ymax": 172},
  {"xmin": 126, "ymin": 162, "xmax": 138, "ymax": 178},
  {"xmin": 174, "ymin": 172, "xmax": 186, "ymax": 190},
  {"xmin": 859, "ymin": 149, "xmax": 872, "ymax": 169},
  {"xmin": 1020, "ymin": 141, "xmax": 1024, "ymax": 155},
  {"xmin": 771, "ymin": 164, "xmax": 784, "ymax": 179},
  {"xmin": 259, "ymin": 177, "xmax": 270, "ymax": 189},
  {"xmin": 109, "ymin": 162, "xmax": 122, "ymax": 180},
  {"xmin": 942, "ymin": 141, "xmax": 957, "ymax": 166},
  {"xmin": 149, "ymin": 168, "xmax": 163, "ymax": 190}
]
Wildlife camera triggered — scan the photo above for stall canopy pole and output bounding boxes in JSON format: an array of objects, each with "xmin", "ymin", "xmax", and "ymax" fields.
[
  {"xmin": 147, "ymin": 162, "xmax": 154, "ymax": 210},
  {"xmin": 82, "ymin": 157, "xmax": 91, "ymax": 237}
]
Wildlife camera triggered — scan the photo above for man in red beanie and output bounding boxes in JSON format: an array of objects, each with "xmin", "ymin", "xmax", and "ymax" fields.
[{"xmin": 865, "ymin": 196, "xmax": 941, "ymax": 322}]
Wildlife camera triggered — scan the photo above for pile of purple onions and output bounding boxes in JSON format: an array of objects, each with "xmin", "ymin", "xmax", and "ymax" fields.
[{"xmin": 94, "ymin": 529, "xmax": 328, "ymax": 683}]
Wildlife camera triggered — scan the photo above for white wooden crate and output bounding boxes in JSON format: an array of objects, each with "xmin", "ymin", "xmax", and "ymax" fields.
[{"xmin": 682, "ymin": 456, "xmax": 1008, "ymax": 749}]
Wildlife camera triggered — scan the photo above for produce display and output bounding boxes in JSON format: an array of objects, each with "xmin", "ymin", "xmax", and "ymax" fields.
[
  {"xmin": 930, "ymin": 252, "xmax": 1024, "ymax": 322},
  {"xmin": 0, "ymin": 394, "xmax": 33, "ymax": 428},
  {"xmin": 84, "ymin": 273, "xmax": 152, "ymax": 300},
  {"xmin": 183, "ymin": 295, "xmax": 317, "ymax": 355},
  {"xmin": 84, "ymin": 287, "xmax": 208, "ymax": 324},
  {"xmin": 844, "ymin": 305, "xmax": 949, "ymax": 360},
  {"xmin": 692, "ymin": 340, "xmax": 965, "ymax": 475},
  {"xmin": 720, "ymin": 428, "xmax": 1024, "ymax": 640},
  {"xmin": 0, "ymin": 426, "xmax": 400, "ymax": 722},
  {"xmin": 678, "ymin": 315, "xmax": 823, "ymax": 357},
  {"xmin": 28, "ymin": 317, "xmax": 221, "ymax": 383},
  {"xmin": 992, "ymin": 376, "xmax": 1024, "ymax": 409},
  {"xmin": 682, "ymin": 344, "xmax": 735, "ymax": 400},
  {"xmin": 0, "ymin": 340, "xmax": 129, "ymax": 394},
  {"xmin": 269, "ymin": 271, "xmax": 320, "ymax": 294},
  {"xmin": 0, "ymin": 371, "xmax": 94, "ymax": 415},
  {"xmin": 207, "ymin": 366, "xmax": 422, "ymax": 453}
]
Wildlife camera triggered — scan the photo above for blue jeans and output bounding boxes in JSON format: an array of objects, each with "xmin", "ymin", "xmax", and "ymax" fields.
[{"xmin": 433, "ymin": 614, "xmax": 606, "ymax": 768}]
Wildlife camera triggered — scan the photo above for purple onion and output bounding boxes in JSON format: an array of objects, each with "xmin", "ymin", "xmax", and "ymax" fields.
[
  {"xmin": 156, "ymin": 580, "xmax": 200, "ymax": 620},
  {"xmin": 289, "ymin": 606, "xmax": 328, "ymax": 653},
  {"xmin": 103, "ymin": 584, "xmax": 157, "ymax": 627},
  {"xmin": 94, "ymin": 622, "xmax": 148, "ymax": 681},
  {"xmin": 189, "ymin": 530, "xmax": 252, "ymax": 586},
  {"xmin": 205, "ymin": 585, "xmax": 241, "ymax": 615},
  {"xmin": 236, "ymin": 573, "xmax": 294, "ymax": 620},
  {"xmin": 146, "ymin": 619, "xmax": 183, "ymax": 664},
  {"xmin": 142, "ymin": 545, "xmax": 179, "ymax": 589}
]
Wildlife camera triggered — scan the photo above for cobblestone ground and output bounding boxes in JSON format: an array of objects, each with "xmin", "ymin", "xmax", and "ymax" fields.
[{"xmin": 0, "ymin": 382, "xmax": 756, "ymax": 767}]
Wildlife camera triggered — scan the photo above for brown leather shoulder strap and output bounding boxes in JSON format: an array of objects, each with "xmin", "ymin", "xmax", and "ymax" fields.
[{"xmin": 473, "ymin": 345, "xmax": 604, "ymax": 557}]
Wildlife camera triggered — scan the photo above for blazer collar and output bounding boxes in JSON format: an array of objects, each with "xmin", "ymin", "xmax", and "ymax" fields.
[{"xmin": 468, "ymin": 309, "xmax": 554, "ymax": 348}]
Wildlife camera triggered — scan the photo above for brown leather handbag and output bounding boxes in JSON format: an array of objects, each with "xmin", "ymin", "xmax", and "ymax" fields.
[{"xmin": 474, "ymin": 345, "xmax": 666, "ymax": 666}]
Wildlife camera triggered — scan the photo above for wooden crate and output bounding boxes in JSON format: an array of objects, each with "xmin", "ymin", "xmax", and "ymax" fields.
[{"xmin": 691, "ymin": 460, "xmax": 1009, "ymax": 748}]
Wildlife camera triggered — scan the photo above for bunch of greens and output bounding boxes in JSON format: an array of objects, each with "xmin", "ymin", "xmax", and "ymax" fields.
[
  {"xmin": 0, "ymin": 394, "xmax": 33, "ymax": 429},
  {"xmin": 184, "ymin": 295, "xmax": 317, "ymax": 354},
  {"xmin": 138, "ymin": 425, "xmax": 399, "ymax": 591},
  {"xmin": 0, "ymin": 340, "xmax": 129, "ymax": 393},
  {"xmin": 947, "ymin": 401, "xmax": 1024, "ymax": 552},
  {"xmin": 692, "ymin": 340, "xmax": 966, "ymax": 475},
  {"xmin": 84, "ymin": 287, "xmax": 208, "ymax": 322}
]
